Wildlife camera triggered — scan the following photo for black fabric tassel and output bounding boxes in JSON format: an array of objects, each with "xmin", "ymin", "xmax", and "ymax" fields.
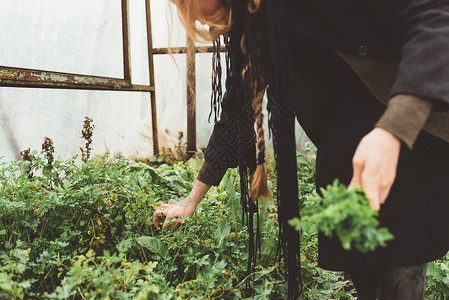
[
  {"xmin": 209, "ymin": 0, "xmax": 300, "ymax": 297},
  {"xmin": 209, "ymin": 37, "xmax": 223, "ymax": 123},
  {"xmin": 218, "ymin": 4, "xmax": 261, "ymax": 291},
  {"xmin": 239, "ymin": 161, "xmax": 259, "ymax": 290},
  {"xmin": 264, "ymin": 0, "xmax": 302, "ymax": 298}
]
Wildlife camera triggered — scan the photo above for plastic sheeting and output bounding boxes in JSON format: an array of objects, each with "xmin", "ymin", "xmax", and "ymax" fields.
[{"xmin": 0, "ymin": 0, "xmax": 312, "ymax": 163}]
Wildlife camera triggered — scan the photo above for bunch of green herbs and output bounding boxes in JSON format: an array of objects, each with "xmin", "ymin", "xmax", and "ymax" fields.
[{"xmin": 290, "ymin": 180, "xmax": 394, "ymax": 253}]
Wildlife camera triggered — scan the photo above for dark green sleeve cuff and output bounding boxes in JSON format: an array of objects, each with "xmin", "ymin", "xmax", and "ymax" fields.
[{"xmin": 376, "ymin": 95, "xmax": 433, "ymax": 149}]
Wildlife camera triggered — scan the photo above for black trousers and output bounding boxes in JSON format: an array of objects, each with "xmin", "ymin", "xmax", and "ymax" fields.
[{"xmin": 349, "ymin": 264, "xmax": 427, "ymax": 300}]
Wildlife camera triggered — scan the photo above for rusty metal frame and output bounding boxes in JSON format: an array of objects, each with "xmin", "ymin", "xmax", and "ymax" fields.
[
  {"xmin": 152, "ymin": 45, "xmax": 226, "ymax": 55},
  {"xmin": 0, "ymin": 67, "xmax": 154, "ymax": 92},
  {"xmin": 151, "ymin": 44, "xmax": 226, "ymax": 157},
  {"xmin": 0, "ymin": 0, "xmax": 224, "ymax": 156},
  {"xmin": 0, "ymin": 0, "xmax": 153, "ymax": 93},
  {"xmin": 145, "ymin": 0, "xmax": 158, "ymax": 155},
  {"xmin": 0, "ymin": 0, "xmax": 159, "ymax": 154}
]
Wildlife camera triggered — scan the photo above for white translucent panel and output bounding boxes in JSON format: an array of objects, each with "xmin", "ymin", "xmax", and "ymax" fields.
[
  {"xmin": 154, "ymin": 54, "xmax": 187, "ymax": 141},
  {"xmin": 150, "ymin": 0, "xmax": 186, "ymax": 48},
  {"xmin": 0, "ymin": 0, "xmax": 123, "ymax": 78},
  {"xmin": 154, "ymin": 53, "xmax": 224, "ymax": 151},
  {"xmin": 296, "ymin": 122, "xmax": 315, "ymax": 153},
  {"xmin": 149, "ymin": 1, "xmax": 212, "ymax": 48},
  {"xmin": 195, "ymin": 53, "xmax": 223, "ymax": 149},
  {"xmin": 0, "ymin": 88, "xmax": 154, "ymax": 162},
  {"xmin": 0, "ymin": 0, "xmax": 312, "ymax": 163},
  {"xmin": 129, "ymin": 0, "xmax": 150, "ymax": 85}
]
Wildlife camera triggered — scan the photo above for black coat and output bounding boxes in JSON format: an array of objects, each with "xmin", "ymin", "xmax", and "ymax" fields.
[
  {"xmin": 202, "ymin": 0, "xmax": 449, "ymax": 190},
  {"xmin": 288, "ymin": 32, "xmax": 449, "ymax": 271},
  {"xmin": 200, "ymin": 0, "xmax": 449, "ymax": 271},
  {"xmin": 286, "ymin": 0, "xmax": 449, "ymax": 110},
  {"xmin": 287, "ymin": 0, "xmax": 449, "ymax": 271}
]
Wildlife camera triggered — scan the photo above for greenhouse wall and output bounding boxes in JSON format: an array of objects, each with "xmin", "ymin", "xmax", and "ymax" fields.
[{"xmin": 0, "ymin": 0, "xmax": 312, "ymax": 162}]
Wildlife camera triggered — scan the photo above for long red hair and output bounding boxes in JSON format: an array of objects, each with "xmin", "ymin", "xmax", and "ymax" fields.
[{"xmin": 168, "ymin": 0, "xmax": 232, "ymax": 41}]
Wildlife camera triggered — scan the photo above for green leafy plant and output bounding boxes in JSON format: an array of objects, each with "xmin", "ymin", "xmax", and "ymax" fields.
[
  {"xmin": 426, "ymin": 253, "xmax": 449, "ymax": 300},
  {"xmin": 0, "ymin": 150, "xmax": 285, "ymax": 298},
  {"xmin": 290, "ymin": 180, "xmax": 394, "ymax": 253},
  {"xmin": 2, "ymin": 146, "xmax": 448, "ymax": 299}
]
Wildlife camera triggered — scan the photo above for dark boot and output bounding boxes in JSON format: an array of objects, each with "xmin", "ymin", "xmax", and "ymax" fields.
[
  {"xmin": 379, "ymin": 264, "xmax": 427, "ymax": 300},
  {"xmin": 349, "ymin": 263, "xmax": 427, "ymax": 300}
]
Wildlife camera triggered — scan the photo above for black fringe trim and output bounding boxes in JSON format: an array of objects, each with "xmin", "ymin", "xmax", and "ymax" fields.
[{"xmin": 209, "ymin": 37, "xmax": 223, "ymax": 123}]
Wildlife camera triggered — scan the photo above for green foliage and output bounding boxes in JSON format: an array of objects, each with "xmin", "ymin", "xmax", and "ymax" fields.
[
  {"xmin": 426, "ymin": 253, "xmax": 449, "ymax": 299},
  {"xmin": 0, "ymin": 245, "xmax": 34, "ymax": 299},
  {"xmin": 297, "ymin": 143, "xmax": 317, "ymax": 208},
  {"xmin": 136, "ymin": 236, "xmax": 169, "ymax": 257},
  {"xmin": 0, "ymin": 149, "xmax": 447, "ymax": 299},
  {"xmin": 290, "ymin": 180, "xmax": 394, "ymax": 253},
  {"xmin": 45, "ymin": 249, "xmax": 176, "ymax": 300},
  {"xmin": 0, "ymin": 151, "xmax": 284, "ymax": 298}
]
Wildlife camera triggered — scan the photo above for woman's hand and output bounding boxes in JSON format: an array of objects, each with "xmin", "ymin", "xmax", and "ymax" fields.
[
  {"xmin": 152, "ymin": 198, "xmax": 197, "ymax": 230},
  {"xmin": 349, "ymin": 127, "xmax": 401, "ymax": 210},
  {"xmin": 152, "ymin": 179, "xmax": 211, "ymax": 230}
]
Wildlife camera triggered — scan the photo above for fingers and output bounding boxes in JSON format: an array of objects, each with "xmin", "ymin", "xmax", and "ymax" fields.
[
  {"xmin": 162, "ymin": 208, "xmax": 180, "ymax": 230},
  {"xmin": 152, "ymin": 200, "xmax": 184, "ymax": 230},
  {"xmin": 170, "ymin": 219, "xmax": 183, "ymax": 231},
  {"xmin": 152, "ymin": 198, "xmax": 193, "ymax": 231},
  {"xmin": 355, "ymin": 151, "xmax": 396, "ymax": 211},
  {"xmin": 363, "ymin": 174, "xmax": 396, "ymax": 210},
  {"xmin": 362, "ymin": 181, "xmax": 382, "ymax": 211},
  {"xmin": 164, "ymin": 216, "xmax": 184, "ymax": 230},
  {"xmin": 349, "ymin": 153, "xmax": 364, "ymax": 189},
  {"xmin": 152, "ymin": 203, "xmax": 171, "ymax": 227},
  {"xmin": 350, "ymin": 155, "xmax": 385, "ymax": 211},
  {"xmin": 348, "ymin": 128, "xmax": 400, "ymax": 211},
  {"xmin": 379, "ymin": 187, "xmax": 391, "ymax": 205},
  {"xmin": 349, "ymin": 146, "xmax": 381, "ymax": 209},
  {"xmin": 162, "ymin": 211, "xmax": 174, "ymax": 229},
  {"xmin": 152, "ymin": 207, "xmax": 166, "ymax": 227},
  {"xmin": 152, "ymin": 210, "xmax": 160, "ymax": 227}
]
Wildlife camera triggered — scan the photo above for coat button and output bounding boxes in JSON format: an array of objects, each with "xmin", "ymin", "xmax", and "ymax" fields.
[{"xmin": 358, "ymin": 45, "xmax": 369, "ymax": 56}]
